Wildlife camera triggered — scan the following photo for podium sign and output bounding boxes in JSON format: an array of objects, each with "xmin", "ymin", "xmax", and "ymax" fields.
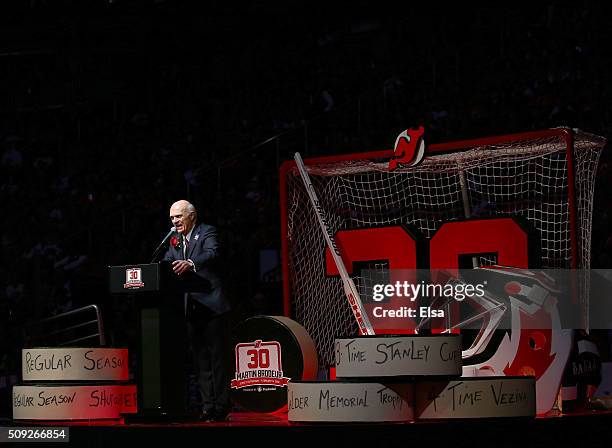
[{"xmin": 109, "ymin": 263, "xmax": 164, "ymax": 294}]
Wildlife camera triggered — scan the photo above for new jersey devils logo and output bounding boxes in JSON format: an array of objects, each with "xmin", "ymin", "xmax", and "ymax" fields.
[{"xmin": 389, "ymin": 126, "xmax": 426, "ymax": 169}]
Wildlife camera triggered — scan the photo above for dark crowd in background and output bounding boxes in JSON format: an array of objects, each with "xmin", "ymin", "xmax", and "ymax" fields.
[{"xmin": 1, "ymin": 0, "xmax": 612, "ymax": 415}]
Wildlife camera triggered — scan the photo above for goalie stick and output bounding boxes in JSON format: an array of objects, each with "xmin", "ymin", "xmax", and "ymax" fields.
[{"xmin": 294, "ymin": 152, "xmax": 375, "ymax": 336}]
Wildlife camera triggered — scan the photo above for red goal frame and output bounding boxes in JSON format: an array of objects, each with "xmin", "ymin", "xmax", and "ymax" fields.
[{"xmin": 279, "ymin": 128, "xmax": 582, "ymax": 318}]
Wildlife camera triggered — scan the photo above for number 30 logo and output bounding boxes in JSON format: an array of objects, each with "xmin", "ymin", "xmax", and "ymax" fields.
[
  {"xmin": 246, "ymin": 348, "xmax": 270, "ymax": 369},
  {"xmin": 324, "ymin": 217, "xmax": 533, "ymax": 332}
]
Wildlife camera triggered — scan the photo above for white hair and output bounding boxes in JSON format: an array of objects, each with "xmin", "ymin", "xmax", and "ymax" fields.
[{"xmin": 185, "ymin": 202, "xmax": 196, "ymax": 215}]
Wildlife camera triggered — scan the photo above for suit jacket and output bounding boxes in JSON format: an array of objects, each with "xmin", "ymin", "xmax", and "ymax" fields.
[{"xmin": 163, "ymin": 222, "xmax": 230, "ymax": 315}]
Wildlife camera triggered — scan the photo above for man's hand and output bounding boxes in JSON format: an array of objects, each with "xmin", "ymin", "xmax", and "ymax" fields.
[{"xmin": 172, "ymin": 260, "xmax": 194, "ymax": 275}]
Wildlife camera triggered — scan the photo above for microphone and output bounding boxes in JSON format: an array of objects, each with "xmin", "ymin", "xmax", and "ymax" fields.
[{"xmin": 151, "ymin": 227, "xmax": 176, "ymax": 262}]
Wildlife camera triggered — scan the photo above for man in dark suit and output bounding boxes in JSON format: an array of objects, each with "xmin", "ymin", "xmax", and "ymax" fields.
[{"xmin": 164, "ymin": 200, "xmax": 231, "ymax": 421}]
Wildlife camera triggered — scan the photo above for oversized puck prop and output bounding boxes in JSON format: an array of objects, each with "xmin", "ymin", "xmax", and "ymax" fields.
[
  {"xmin": 231, "ymin": 316, "xmax": 318, "ymax": 413},
  {"xmin": 415, "ymin": 376, "xmax": 536, "ymax": 419},
  {"xmin": 13, "ymin": 384, "xmax": 137, "ymax": 420},
  {"xmin": 288, "ymin": 381, "xmax": 414, "ymax": 422},
  {"xmin": 22, "ymin": 348, "xmax": 129, "ymax": 382},
  {"xmin": 335, "ymin": 335, "xmax": 462, "ymax": 378}
]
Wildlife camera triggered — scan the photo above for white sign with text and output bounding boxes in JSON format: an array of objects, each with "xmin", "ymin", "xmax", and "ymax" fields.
[
  {"xmin": 13, "ymin": 384, "xmax": 137, "ymax": 420},
  {"xmin": 335, "ymin": 335, "xmax": 462, "ymax": 378},
  {"xmin": 416, "ymin": 377, "xmax": 536, "ymax": 419},
  {"xmin": 22, "ymin": 348, "xmax": 129, "ymax": 381},
  {"xmin": 288, "ymin": 382, "xmax": 414, "ymax": 422}
]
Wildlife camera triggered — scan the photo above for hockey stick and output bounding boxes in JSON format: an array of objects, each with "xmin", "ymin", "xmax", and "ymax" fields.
[{"xmin": 294, "ymin": 152, "xmax": 375, "ymax": 336}]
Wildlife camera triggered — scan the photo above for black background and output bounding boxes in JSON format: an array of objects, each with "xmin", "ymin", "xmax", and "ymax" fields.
[{"xmin": 1, "ymin": 0, "xmax": 612, "ymax": 418}]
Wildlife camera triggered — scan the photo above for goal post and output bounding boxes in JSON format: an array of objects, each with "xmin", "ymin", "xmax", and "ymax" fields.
[{"xmin": 279, "ymin": 127, "xmax": 605, "ymax": 370}]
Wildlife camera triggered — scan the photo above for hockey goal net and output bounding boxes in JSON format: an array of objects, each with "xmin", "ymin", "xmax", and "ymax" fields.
[{"xmin": 280, "ymin": 128, "xmax": 605, "ymax": 369}]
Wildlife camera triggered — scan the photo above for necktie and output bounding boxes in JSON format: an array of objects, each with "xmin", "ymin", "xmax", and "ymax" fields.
[{"xmin": 183, "ymin": 235, "xmax": 190, "ymax": 315}]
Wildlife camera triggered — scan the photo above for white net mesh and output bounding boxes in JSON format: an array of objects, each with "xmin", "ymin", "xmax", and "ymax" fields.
[{"xmin": 283, "ymin": 129, "xmax": 605, "ymax": 369}]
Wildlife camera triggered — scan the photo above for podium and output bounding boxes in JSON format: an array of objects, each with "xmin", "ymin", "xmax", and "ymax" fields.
[{"xmin": 108, "ymin": 262, "xmax": 206, "ymax": 420}]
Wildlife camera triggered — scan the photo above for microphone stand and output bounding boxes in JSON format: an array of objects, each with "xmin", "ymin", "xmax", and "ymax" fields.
[{"xmin": 151, "ymin": 227, "xmax": 176, "ymax": 263}]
